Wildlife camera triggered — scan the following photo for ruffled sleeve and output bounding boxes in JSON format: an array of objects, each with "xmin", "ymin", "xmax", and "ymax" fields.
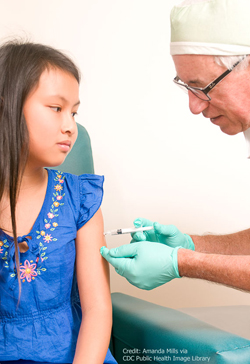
[{"xmin": 76, "ymin": 174, "xmax": 104, "ymax": 230}]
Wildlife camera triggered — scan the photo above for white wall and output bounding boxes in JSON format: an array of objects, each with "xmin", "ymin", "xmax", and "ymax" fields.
[{"xmin": 1, "ymin": 0, "xmax": 250, "ymax": 308}]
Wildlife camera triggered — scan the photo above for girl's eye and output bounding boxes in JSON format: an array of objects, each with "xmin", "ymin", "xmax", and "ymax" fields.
[
  {"xmin": 50, "ymin": 106, "xmax": 61, "ymax": 112},
  {"xmin": 72, "ymin": 112, "xmax": 78, "ymax": 118}
]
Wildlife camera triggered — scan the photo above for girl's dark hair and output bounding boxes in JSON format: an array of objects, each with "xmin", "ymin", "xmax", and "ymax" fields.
[{"xmin": 0, "ymin": 39, "xmax": 80, "ymax": 300}]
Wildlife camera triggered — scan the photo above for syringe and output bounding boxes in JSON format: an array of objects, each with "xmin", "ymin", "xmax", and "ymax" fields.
[{"xmin": 104, "ymin": 226, "xmax": 154, "ymax": 236}]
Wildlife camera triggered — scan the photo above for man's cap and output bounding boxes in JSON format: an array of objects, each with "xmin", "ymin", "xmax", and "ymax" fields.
[{"xmin": 170, "ymin": 0, "xmax": 250, "ymax": 56}]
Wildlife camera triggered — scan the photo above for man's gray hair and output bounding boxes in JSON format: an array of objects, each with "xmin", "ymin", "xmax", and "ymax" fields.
[{"xmin": 214, "ymin": 55, "xmax": 250, "ymax": 71}]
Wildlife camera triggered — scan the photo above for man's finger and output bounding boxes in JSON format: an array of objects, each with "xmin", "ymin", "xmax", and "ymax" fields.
[
  {"xmin": 100, "ymin": 246, "xmax": 132, "ymax": 276},
  {"xmin": 133, "ymin": 217, "xmax": 153, "ymax": 228},
  {"xmin": 154, "ymin": 222, "xmax": 177, "ymax": 236},
  {"xmin": 131, "ymin": 231, "xmax": 146, "ymax": 242},
  {"xmin": 100, "ymin": 246, "xmax": 119, "ymax": 267},
  {"xmin": 109, "ymin": 244, "xmax": 137, "ymax": 258}
]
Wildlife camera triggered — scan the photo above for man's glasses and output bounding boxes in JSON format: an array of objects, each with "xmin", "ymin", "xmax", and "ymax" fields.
[{"xmin": 173, "ymin": 55, "xmax": 247, "ymax": 101}]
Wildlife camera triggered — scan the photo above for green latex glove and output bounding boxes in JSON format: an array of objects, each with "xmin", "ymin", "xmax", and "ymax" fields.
[
  {"xmin": 132, "ymin": 218, "xmax": 195, "ymax": 251},
  {"xmin": 100, "ymin": 242, "xmax": 181, "ymax": 290}
]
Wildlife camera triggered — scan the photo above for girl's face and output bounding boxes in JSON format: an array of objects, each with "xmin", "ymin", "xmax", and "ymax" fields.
[{"xmin": 23, "ymin": 67, "xmax": 80, "ymax": 168}]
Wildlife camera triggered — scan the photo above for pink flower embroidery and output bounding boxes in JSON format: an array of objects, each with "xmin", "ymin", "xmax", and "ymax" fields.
[
  {"xmin": 45, "ymin": 223, "xmax": 51, "ymax": 229},
  {"xmin": 43, "ymin": 234, "xmax": 53, "ymax": 243},
  {"xmin": 59, "ymin": 179, "xmax": 64, "ymax": 184},
  {"xmin": 0, "ymin": 247, "xmax": 3, "ymax": 254},
  {"xmin": 56, "ymin": 196, "xmax": 63, "ymax": 201},
  {"xmin": 20, "ymin": 260, "xmax": 37, "ymax": 282},
  {"xmin": 36, "ymin": 256, "xmax": 44, "ymax": 263},
  {"xmin": 47, "ymin": 213, "xmax": 54, "ymax": 219}
]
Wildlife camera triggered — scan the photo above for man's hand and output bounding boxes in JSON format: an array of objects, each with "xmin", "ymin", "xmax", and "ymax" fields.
[
  {"xmin": 100, "ymin": 242, "xmax": 181, "ymax": 290},
  {"xmin": 132, "ymin": 217, "xmax": 195, "ymax": 251}
]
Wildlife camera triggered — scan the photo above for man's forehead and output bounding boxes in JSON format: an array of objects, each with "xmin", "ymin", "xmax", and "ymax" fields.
[
  {"xmin": 172, "ymin": 54, "xmax": 220, "ymax": 84},
  {"xmin": 172, "ymin": 54, "xmax": 215, "ymax": 66}
]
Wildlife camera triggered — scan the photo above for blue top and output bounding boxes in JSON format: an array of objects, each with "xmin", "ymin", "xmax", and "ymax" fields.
[{"xmin": 0, "ymin": 169, "xmax": 117, "ymax": 364}]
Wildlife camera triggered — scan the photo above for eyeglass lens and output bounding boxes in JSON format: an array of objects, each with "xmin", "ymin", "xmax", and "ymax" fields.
[{"xmin": 175, "ymin": 82, "xmax": 210, "ymax": 101}]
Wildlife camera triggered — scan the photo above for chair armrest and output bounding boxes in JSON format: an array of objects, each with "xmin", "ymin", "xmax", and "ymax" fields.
[{"xmin": 111, "ymin": 292, "xmax": 250, "ymax": 363}]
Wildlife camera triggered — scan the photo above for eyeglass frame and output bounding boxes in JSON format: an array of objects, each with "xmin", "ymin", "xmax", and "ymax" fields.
[{"xmin": 173, "ymin": 55, "xmax": 247, "ymax": 101}]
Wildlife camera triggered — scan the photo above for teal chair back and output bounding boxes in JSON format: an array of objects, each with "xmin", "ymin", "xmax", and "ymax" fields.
[{"xmin": 54, "ymin": 123, "xmax": 94, "ymax": 175}]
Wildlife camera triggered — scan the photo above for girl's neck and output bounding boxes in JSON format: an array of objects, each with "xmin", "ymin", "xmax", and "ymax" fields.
[{"xmin": 20, "ymin": 166, "xmax": 48, "ymax": 192}]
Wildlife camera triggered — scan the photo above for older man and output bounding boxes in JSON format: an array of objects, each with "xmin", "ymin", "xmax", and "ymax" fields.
[{"xmin": 101, "ymin": 0, "xmax": 250, "ymax": 292}]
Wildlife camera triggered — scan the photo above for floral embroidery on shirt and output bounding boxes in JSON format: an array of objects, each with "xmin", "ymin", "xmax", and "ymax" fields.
[
  {"xmin": 54, "ymin": 184, "xmax": 63, "ymax": 192},
  {"xmin": 2, "ymin": 171, "xmax": 65, "ymax": 283},
  {"xmin": 0, "ymin": 241, "xmax": 4, "ymax": 254},
  {"xmin": 20, "ymin": 259, "xmax": 38, "ymax": 282},
  {"xmin": 1, "ymin": 240, "xmax": 10, "ymax": 269},
  {"xmin": 43, "ymin": 234, "xmax": 53, "ymax": 243},
  {"xmin": 30, "ymin": 171, "xmax": 65, "ymax": 282}
]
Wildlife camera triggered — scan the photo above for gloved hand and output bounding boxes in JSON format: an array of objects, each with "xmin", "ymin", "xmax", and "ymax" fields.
[
  {"xmin": 132, "ymin": 217, "xmax": 195, "ymax": 251},
  {"xmin": 100, "ymin": 242, "xmax": 181, "ymax": 290}
]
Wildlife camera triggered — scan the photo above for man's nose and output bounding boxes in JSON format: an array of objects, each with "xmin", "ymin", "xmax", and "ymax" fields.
[{"xmin": 188, "ymin": 91, "xmax": 209, "ymax": 115}]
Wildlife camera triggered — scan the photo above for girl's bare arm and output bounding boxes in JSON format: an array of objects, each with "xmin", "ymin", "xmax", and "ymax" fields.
[{"xmin": 73, "ymin": 208, "xmax": 112, "ymax": 364}]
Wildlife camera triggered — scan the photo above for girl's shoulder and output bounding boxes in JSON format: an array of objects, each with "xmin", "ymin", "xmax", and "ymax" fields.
[
  {"xmin": 47, "ymin": 169, "xmax": 104, "ymax": 190},
  {"xmin": 47, "ymin": 169, "xmax": 104, "ymax": 229}
]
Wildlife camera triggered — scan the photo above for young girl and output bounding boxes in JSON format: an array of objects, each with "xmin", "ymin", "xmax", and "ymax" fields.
[{"xmin": 0, "ymin": 40, "xmax": 117, "ymax": 364}]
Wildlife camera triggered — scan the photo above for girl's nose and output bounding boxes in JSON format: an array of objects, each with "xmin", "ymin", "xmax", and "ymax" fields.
[
  {"xmin": 62, "ymin": 113, "xmax": 77, "ymax": 135},
  {"xmin": 188, "ymin": 91, "xmax": 209, "ymax": 115}
]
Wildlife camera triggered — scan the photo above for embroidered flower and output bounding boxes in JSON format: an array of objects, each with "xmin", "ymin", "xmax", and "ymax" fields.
[
  {"xmin": 30, "ymin": 171, "xmax": 64, "ymax": 280},
  {"xmin": 43, "ymin": 234, "xmax": 53, "ymax": 243},
  {"xmin": 54, "ymin": 184, "xmax": 63, "ymax": 192},
  {"xmin": 36, "ymin": 256, "xmax": 44, "ymax": 263},
  {"xmin": 2, "ymin": 171, "xmax": 66, "ymax": 283},
  {"xmin": 20, "ymin": 260, "xmax": 37, "ymax": 282}
]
